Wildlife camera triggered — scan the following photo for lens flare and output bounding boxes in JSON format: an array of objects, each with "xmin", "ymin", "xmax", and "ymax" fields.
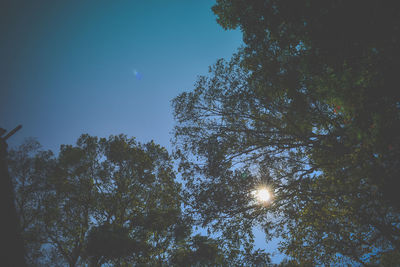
[{"xmin": 132, "ymin": 69, "xmax": 143, "ymax": 80}]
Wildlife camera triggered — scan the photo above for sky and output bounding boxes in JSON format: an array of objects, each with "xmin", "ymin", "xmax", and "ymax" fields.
[
  {"xmin": 1, "ymin": 0, "xmax": 241, "ymax": 152},
  {"xmin": 1, "ymin": 0, "xmax": 283, "ymax": 263}
]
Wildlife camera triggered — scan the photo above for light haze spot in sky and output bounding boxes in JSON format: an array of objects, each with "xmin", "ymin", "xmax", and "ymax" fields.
[{"xmin": 132, "ymin": 69, "xmax": 143, "ymax": 80}]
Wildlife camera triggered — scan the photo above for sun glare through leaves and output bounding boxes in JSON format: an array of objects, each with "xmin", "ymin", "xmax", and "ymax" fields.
[{"xmin": 252, "ymin": 187, "xmax": 272, "ymax": 204}]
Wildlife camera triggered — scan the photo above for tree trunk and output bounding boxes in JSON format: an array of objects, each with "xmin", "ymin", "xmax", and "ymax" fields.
[{"xmin": 0, "ymin": 138, "xmax": 27, "ymax": 266}]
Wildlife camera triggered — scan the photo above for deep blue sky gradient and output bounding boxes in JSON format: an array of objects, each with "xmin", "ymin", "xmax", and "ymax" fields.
[
  {"xmin": 1, "ymin": 0, "xmax": 284, "ymax": 263},
  {"xmin": 2, "ymin": 0, "xmax": 241, "ymax": 151}
]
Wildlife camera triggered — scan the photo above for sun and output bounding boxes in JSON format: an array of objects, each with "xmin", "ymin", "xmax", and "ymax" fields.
[
  {"xmin": 252, "ymin": 187, "xmax": 272, "ymax": 204},
  {"xmin": 257, "ymin": 188, "xmax": 271, "ymax": 202}
]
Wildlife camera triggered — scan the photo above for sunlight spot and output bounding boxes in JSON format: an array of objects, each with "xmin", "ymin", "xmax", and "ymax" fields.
[{"xmin": 252, "ymin": 187, "xmax": 272, "ymax": 204}]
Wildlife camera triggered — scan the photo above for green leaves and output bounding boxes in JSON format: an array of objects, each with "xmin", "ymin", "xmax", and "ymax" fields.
[
  {"xmin": 85, "ymin": 224, "xmax": 148, "ymax": 262},
  {"xmin": 171, "ymin": 0, "xmax": 400, "ymax": 265},
  {"xmin": 10, "ymin": 135, "xmax": 185, "ymax": 266}
]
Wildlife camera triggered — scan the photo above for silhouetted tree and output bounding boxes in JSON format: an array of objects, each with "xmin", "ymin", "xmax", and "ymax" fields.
[
  {"xmin": 10, "ymin": 135, "xmax": 183, "ymax": 266},
  {"xmin": 8, "ymin": 138, "xmax": 53, "ymax": 266},
  {"xmin": 10, "ymin": 135, "xmax": 269, "ymax": 266},
  {"xmin": 172, "ymin": 1, "xmax": 400, "ymax": 264},
  {"xmin": 1, "ymin": 128, "xmax": 27, "ymax": 266}
]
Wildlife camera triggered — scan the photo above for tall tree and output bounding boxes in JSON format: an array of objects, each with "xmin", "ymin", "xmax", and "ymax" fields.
[
  {"xmin": 173, "ymin": 1, "xmax": 400, "ymax": 264},
  {"xmin": 1, "ymin": 127, "xmax": 27, "ymax": 267},
  {"xmin": 8, "ymin": 139, "xmax": 53, "ymax": 265},
  {"xmin": 11, "ymin": 135, "xmax": 268, "ymax": 266},
  {"xmin": 82, "ymin": 135, "xmax": 184, "ymax": 266},
  {"xmin": 10, "ymin": 135, "xmax": 183, "ymax": 266}
]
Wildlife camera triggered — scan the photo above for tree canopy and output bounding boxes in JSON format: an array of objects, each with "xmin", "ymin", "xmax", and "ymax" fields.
[
  {"xmin": 172, "ymin": 0, "xmax": 400, "ymax": 265},
  {"xmin": 10, "ymin": 135, "xmax": 184, "ymax": 266},
  {"xmin": 10, "ymin": 135, "xmax": 270, "ymax": 266}
]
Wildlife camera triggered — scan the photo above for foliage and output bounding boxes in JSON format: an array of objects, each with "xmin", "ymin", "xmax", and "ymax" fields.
[
  {"xmin": 85, "ymin": 224, "xmax": 149, "ymax": 266},
  {"xmin": 172, "ymin": 0, "xmax": 400, "ymax": 264},
  {"xmin": 169, "ymin": 234, "xmax": 227, "ymax": 266},
  {"xmin": 10, "ymin": 135, "xmax": 270, "ymax": 266},
  {"xmin": 8, "ymin": 138, "xmax": 54, "ymax": 266},
  {"xmin": 9, "ymin": 135, "xmax": 182, "ymax": 266}
]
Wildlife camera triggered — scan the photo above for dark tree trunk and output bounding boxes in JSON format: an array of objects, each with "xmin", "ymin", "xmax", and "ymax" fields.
[{"xmin": 0, "ymin": 138, "xmax": 27, "ymax": 266}]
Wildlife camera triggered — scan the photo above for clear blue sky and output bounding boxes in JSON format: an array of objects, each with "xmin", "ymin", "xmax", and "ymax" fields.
[
  {"xmin": 1, "ymin": 0, "xmax": 283, "ymax": 263},
  {"xmin": 1, "ymin": 0, "xmax": 241, "ymax": 151}
]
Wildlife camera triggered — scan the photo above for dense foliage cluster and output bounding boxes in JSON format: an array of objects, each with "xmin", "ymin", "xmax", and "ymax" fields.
[
  {"xmin": 172, "ymin": 0, "xmax": 400, "ymax": 265},
  {"xmin": 9, "ymin": 135, "xmax": 269, "ymax": 266}
]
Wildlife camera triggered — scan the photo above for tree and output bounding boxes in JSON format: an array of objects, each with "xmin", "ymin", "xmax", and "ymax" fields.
[
  {"xmin": 11, "ymin": 135, "xmax": 268, "ymax": 266},
  {"xmin": 169, "ymin": 233, "xmax": 270, "ymax": 267},
  {"xmin": 80, "ymin": 134, "xmax": 184, "ymax": 266},
  {"xmin": 9, "ymin": 135, "xmax": 183, "ymax": 266},
  {"xmin": 84, "ymin": 223, "xmax": 149, "ymax": 266},
  {"xmin": 1, "ymin": 128, "xmax": 27, "ymax": 267},
  {"xmin": 8, "ymin": 138, "xmax": 54, "ymax": 266},
  {"xmin": 169, "ymin": 234, "xmax": 228, "ymax": 266},
  {"xmin": 172, "ymin": 1, "xmax": 400, "ymax": 264}
]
